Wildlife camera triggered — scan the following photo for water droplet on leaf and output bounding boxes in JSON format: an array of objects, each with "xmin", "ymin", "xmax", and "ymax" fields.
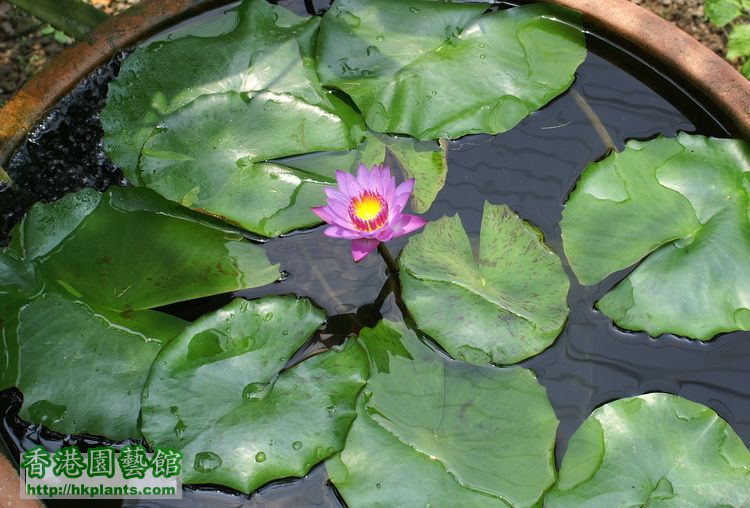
[{"xmin": 194, "ymin": 452, "xmax": 222, "ymax": 472}]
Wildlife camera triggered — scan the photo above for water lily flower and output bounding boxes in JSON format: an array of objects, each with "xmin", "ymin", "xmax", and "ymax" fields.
[{"xmin": 312, "ymin": 164, "xmax": 427, "ymax": 262}]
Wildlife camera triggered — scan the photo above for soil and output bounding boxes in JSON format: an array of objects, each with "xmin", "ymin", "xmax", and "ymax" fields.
[
  {"xmin": 632, "ymin": 0, "xmax": 730, "ymax": 57},
  {"xmin": 0, "ymin": 0, "xmax": 742, "ymax": 106}
]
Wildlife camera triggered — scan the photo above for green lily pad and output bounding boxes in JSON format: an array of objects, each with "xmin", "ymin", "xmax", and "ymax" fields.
[
  {"xmin": 102, "ymin": 0, "xmax": 362, "ymax": 181},
  {"xmin": 17, "ymin": 295, "xmax": 185, "ymax": 440},
  {"xmin": 140, "ymin": 296, "xmax": 368, "ymax": 493},
  {"xmin": 138, "ymin": 91, "xmax": 360, "ymax": 237},
  {"xmin": 0, "ymin": 186, "xmax": 277, "ymax": 392},
  {"xmin": 546, "ymin": 393, "xmax": 750, "ymax": 507},
  {"xmin": 0, "ymin": 289, "xmax": 26, "ymax": 390},
  {"xmin": 21, "ymin": 186, "xmax": 279, "ymax": 311},
  {"xmin": 317, "ymin": 0, "xmax": 586, "ymax": 140},
  {"xmin": 561, "ymin": 133, "xmax": 750, "ymax": 339},
  {"xmin": 400, "ymin": 202, "xmax": 570, "ymax": 365},
  {"xmin": 102, "ymin": 0, "xmax": 365, "ymax": 237},
  {"xmin": 328, "ymin": 320, "xmax": 558, "ymax": 507},
  {"xmin": 386, "ymin": 136, "xmax": 448, "ymax": 214}
]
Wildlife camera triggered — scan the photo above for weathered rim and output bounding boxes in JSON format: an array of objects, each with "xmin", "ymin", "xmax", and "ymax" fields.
[
  {"xmin": 0, "ymin": 0, "xmax": 231, "ymax": 167},
  {"xmin": 546, "ymin": 0, "xmax": 750, "ymax": 137},
  {"xmin": 1, "ymin": 0, "xmax": 749, "ymax": 168}
]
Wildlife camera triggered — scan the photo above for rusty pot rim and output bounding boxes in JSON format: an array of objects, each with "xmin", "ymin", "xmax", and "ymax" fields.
[{"xmin": 1, "ymin": 0, "xmax": 749, "ymax": 168}]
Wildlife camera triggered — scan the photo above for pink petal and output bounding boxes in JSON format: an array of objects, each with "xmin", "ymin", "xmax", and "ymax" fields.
[
  {"xmin": 324, "ymin": 225, "xmax": 361, "ymax": 239},
  {"xmin": 336, "ymin": 170, "xmax": 361, "ymax": 198},
  {"xmin": 379, "ymin": 167, "xmax": 396, "ymax": 201},
  {"xmin": 356, "ymin": 164, "xmax": 370, "ymax": 186},
  {"xmin": 324, "ymin": 186, "xmax": 349, "ymax": 203},
  {"xmin": 393, "ymin": 179, "xmax": 415, "ymax": 213},
  {"xmin": 392, "ymin": 214, "xmax": 427, "ymax": 237},
  {"xmin": 314, "ymin": 205, "xmax": 353, "ymax": 229},
  {"xmin": 351, "ymin": 238, "xmax": 380, "ymax": 262},
  {"xmin": 311, "ymin": 206, "xmax": 338, "ymax": 225},
  {"xmin": 375, "ymin": 228, "xmax": 394, "ymax": 242}
]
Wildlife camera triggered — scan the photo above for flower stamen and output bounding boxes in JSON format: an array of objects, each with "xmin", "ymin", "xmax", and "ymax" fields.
[{"xmin": 349, "ymin": 191, "xmax": 388, "ymax": 232}]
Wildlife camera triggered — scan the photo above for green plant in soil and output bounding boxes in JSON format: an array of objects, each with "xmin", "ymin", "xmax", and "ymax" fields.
[{"xmin": 706, "ymin": 0, "xmax": 750, "ymax": 77}]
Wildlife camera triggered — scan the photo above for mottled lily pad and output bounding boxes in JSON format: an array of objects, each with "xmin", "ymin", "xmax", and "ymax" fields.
[
  {"xmin": 317, "ymin": 0, "xmax": 586, "ymax": 139},
  {"xmin": 561, "ymin": 133, "xmax": 750, "ymax": 339},
  {"xmin": 328, "ymin": 320, "xmax": 558, "ymax": 507},
  {"xmin": 546, "ymin": 393, "xmax": 750, "ymax": 507},
  {"xmin": 400, "ymin": 202, "xmax": 569, "ymax": 365},
  {"xmin": 140, "ymin": 296, "xmax": 368, "ymax": 493}
]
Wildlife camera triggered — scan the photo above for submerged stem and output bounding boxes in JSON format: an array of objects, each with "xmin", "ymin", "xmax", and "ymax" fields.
[
  {"xmin": 570, "ymin": 88, "xmax": 617, "ymax": 152},
  {"xmin": 301, "ymin": 242, "xmax": 344, "ymax": 310},
  {"xmin": 376, "ymin": 243, "xmax": 419, "ymax": 329},
  {"xmin": 377, "ymin": 243, "xmax": 400, "ymax": 276}
]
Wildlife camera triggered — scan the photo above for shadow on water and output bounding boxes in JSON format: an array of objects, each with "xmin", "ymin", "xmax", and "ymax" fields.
[{"xmin": 0, "ymin": 1, "xmax": 745, "ymax": 506}]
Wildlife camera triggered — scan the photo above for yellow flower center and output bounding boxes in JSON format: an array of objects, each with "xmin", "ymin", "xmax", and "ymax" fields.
[
  {"xmin": 352, "ymin": 194, "xmax": 383, "ymax": 221},
  {"xmin": 349, "ymin": 191, "xmax": 388, "ymax": 232}
]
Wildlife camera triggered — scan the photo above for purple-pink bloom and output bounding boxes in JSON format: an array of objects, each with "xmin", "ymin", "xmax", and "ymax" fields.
[{"xmin": 312, "ymin": 164, "xmax": 427, "ymax": 262}]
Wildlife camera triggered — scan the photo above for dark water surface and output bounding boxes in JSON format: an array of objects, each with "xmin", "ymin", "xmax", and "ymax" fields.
[{"xmin": 1, "ymin": 1, "xmax": 747, "ymax": 506}]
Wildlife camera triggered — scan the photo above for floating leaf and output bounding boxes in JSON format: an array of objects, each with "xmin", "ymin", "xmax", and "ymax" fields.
[
  {"xmin": 0, "ymin": 186, "xmax": 278, "ymax": 392},
  {"xmin": 102, "ymin": 0, "xmax": 364, "ymax": 237},
  {"xmin": 20, "ymin": 186, "xmax": 279, "ymax": 311},
  {"xmin": 317, "ymin": 0, "xmax": 585, "ymax": 140},
  {"xmin": 561, "ymin": 133, "xmax": 750, "ymax": 339},
  {"xmin": 138, "ymin": 91, "xmax": 361, "ymax": 236},
  {"xmin": 386, "ymin": 136, "xmax": 448, "ymax": 214},
  {"xmin": 546, "ymin": 393, "xmax": 750, "ymax": 506},
  {"xmin": 17, "ymin": 295, "xmax": 185, "ymax": 440},
  {"xmin": 0, "ymin": 289, "xmax": 25, "ymax": 390},
  {"xmin": 328, "ymin": 320, "xmax": 558, "ymax": 507},
  {"xmin": 102, "ymin": 0, "xmax": 362, "ymax": 181},
  {"xmin": 400, "ymin": 202, "xmax": 569, "ymax": 365},
  {"xmin": 140, "ymin": 296, "xmax": 368, "ymax": 493}
]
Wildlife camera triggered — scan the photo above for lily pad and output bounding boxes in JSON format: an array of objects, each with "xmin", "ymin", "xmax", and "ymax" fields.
[
  {"xmin": 545, "ymin": 393, "xmax": 750, "ymax": 507},
  {"xmin": 561, "ymin": 133, "xmax": 750, "ymax": 339},
  {"xmin": 21, "ymin": 186, "xmax": 279, "ymax": 311},
  {"xmin": 102, "ymin": 0, "xmax": 362, "ymax": 181},
  {"xmin": 102, "ymin": 0, "xmax": 365, "ymax": 237},
  {"xmin": 138, "ymin": 91, "xmax": 361, "ymax": 236},
  {"xmin": 400, "ymin": 202, "xmax": 569, "ymax": 365},
  {"xmin": 140, "ymin": 296, "xmax": 368, "ymax": 493},
  {"xmin": 0, "ymin": 289, "xmax": 25, "ymax": 390},
  {"xmin": 0, "ymin": 186, "xmax": 277, "ymax": 391},
  {"xmin": 317, "ymin": 0, "xmax": 586, "ymax": 140},
  {"xmin": 379, "ymin": 134, "xmax": 449, "ymax": 214},
  {"xmin": 17, "ymin": 295, "xmax": 185, "ymax": 440},
  {"xmin": 327, "ymin": 320, "xmax": 558, "ymax": 507}
]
